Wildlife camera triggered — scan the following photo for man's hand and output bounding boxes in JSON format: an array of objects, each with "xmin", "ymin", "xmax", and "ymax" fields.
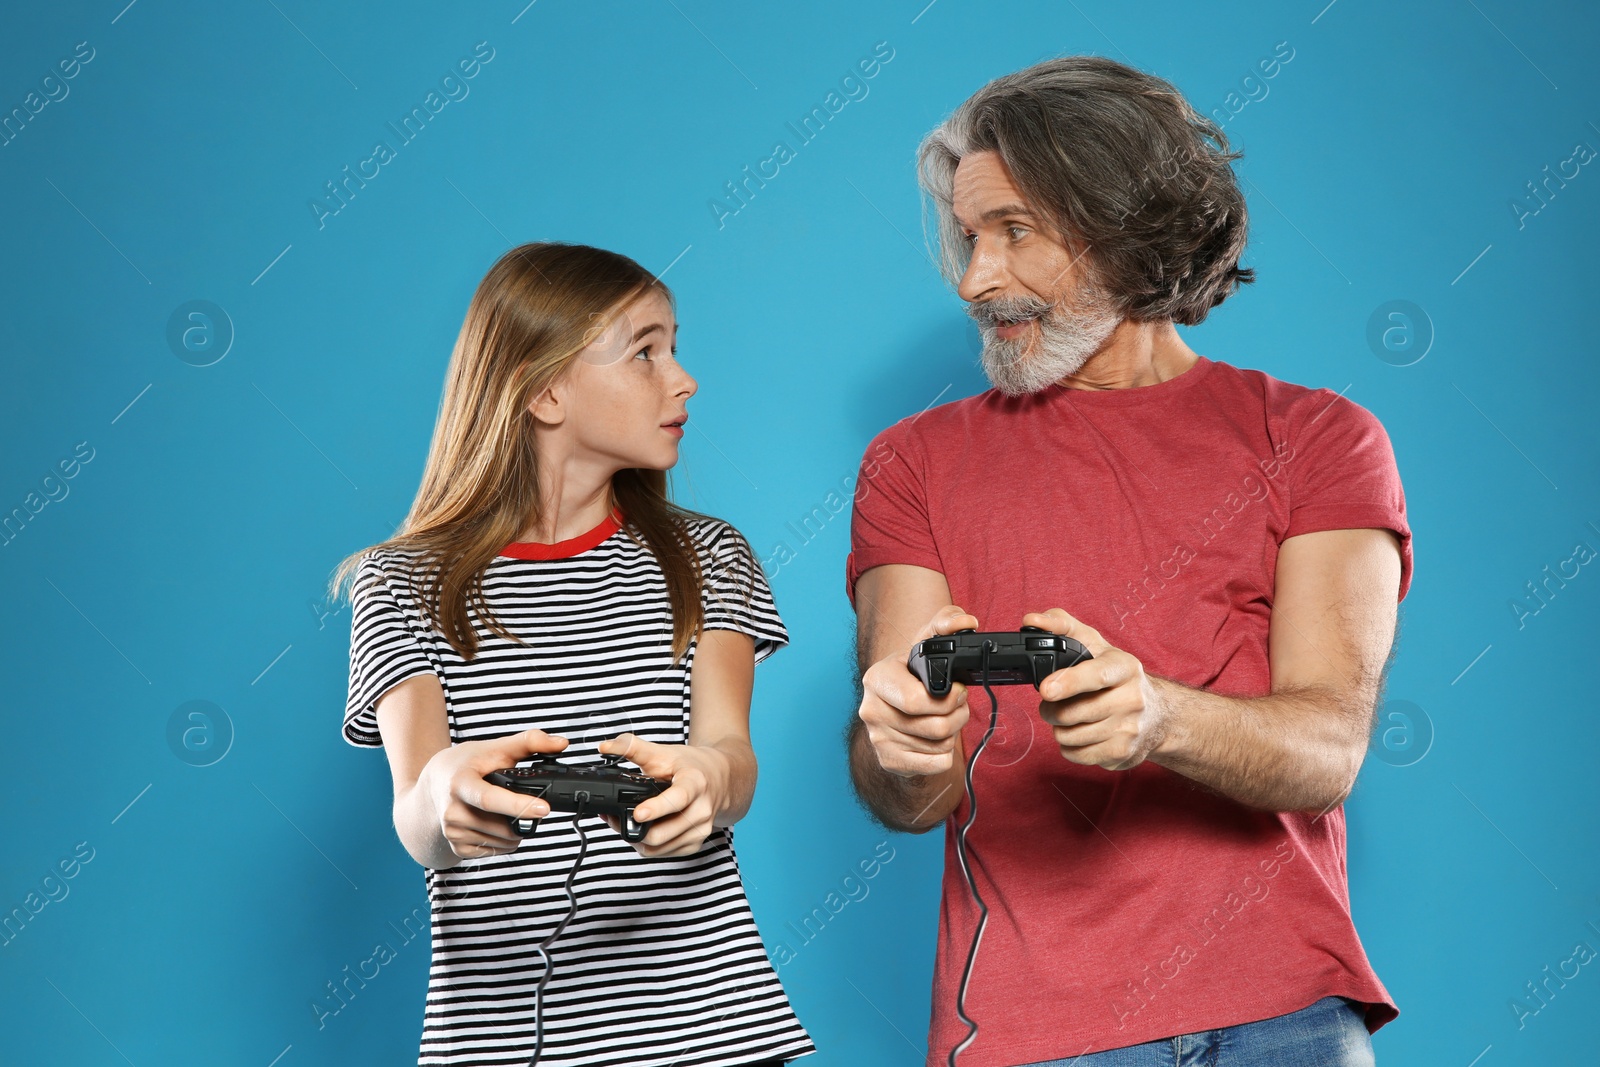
[
  {"xmin": 1025, "ymin": 608, "xmax": 1171, "ymax": 772},
  {"xmin": 858, "ymin": 605, "xmax": 980, "ymax": 778},
  {"xmin": 596, "ymin": 733, "xmax": 734, "ymax": 858}
]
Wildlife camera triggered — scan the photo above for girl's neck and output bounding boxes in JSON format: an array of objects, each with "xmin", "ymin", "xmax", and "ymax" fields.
[{"xmin": 515, "ymin": 482, "xmax": 616, "ymax": 545}]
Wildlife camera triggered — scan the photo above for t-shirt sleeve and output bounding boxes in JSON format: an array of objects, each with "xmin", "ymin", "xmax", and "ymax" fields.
[
  {"xmin": 700, "ymin": 521, "xmax": 789, "ymax": 666},
  {"xmin": 845, "ymin": 420, "xmax": 940, "ymax": 608},
  {"xmin": 343, "ymin": 553, "xmax": 439, "ymax": 747},
  {"xmin": 1280, "ymin": 391, "xmax": 1414, "ymax": 601}
]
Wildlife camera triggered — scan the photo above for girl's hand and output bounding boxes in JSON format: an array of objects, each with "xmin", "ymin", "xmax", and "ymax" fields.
[
  {"xmin": 596, "ymin": 733, "xmax": 733, "ymax": 858},
  {"xmin": 418, "ymin": 728, "xmax": 570, "ymax": 860}
]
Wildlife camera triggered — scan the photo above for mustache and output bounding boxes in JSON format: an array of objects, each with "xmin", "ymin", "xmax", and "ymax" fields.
[{"xmin": 968, "ymin": 295, "xmax": 1053, "ymax": 329}]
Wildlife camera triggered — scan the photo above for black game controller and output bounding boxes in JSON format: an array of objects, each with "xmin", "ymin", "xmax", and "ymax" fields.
[
  {"xmin": 907, "ymin": 626, "xmax": 1093, "ymax": 697},
  {"xmin": 485, "ymin": 754, "xmax": 669, "ymax": 843}
]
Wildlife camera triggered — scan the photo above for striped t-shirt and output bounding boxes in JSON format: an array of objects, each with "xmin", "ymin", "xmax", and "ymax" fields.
[{"xmin": 343, "ymin": 508, "xmax": 816, "ymax": 1067}]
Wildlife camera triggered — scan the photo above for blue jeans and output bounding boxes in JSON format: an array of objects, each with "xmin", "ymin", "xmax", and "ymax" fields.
[{"xmin": 1018, "ymin": 996, "xmax": 1376, "ymax": 1066}]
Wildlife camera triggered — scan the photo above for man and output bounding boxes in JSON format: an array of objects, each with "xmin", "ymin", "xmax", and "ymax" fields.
[{"xmin": 845, "ymin": 56, "xmax": 1410, "ymax": 1067}]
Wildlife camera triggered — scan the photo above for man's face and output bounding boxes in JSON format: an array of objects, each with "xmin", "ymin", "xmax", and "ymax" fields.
[{"xmin": 951, "ymin": 150, "xmax": 1122, "ymax": 395}]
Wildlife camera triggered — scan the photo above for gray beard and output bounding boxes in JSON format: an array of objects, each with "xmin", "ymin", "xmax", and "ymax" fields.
[
  {"xmin": 975, "ymin": 293, "xmax": 1122, "ymax": 397},
  {"xmin": 979, "ymin": 303, "xmax": 1120, "ymax": 396}
]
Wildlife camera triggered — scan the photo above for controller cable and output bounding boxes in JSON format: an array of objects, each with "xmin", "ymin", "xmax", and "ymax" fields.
[
  {"xmin": 948, "ymin": 640, "xmax": 1000, "ymax": 1066},
  {"xmin": 525, "ymin": 793, "xmax": 590, "ymax": 1067}
]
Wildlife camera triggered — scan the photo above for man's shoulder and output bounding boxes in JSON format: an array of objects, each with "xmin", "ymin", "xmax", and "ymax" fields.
[
  {"xmin": 1208, "ymin": 358, "xmax": 1387, "ymax": 432},
  {"xmin": 1198, "ymin": 356, "xmax": 1300, "ymax": 406},
  {"xmin": 867, "ymin": 388, "xmax": 996, "ymax": 450}
]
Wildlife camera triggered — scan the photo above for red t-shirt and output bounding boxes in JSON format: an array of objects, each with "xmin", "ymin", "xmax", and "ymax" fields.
[{"xmin": 845, "ymin": 355, "xmax": 1412, "ymax": 1066}]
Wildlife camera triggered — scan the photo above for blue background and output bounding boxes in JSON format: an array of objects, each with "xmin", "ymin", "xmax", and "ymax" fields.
[{"xmin": 2, "ymin": 1, "xmax": 1597, "ymax": 1064}]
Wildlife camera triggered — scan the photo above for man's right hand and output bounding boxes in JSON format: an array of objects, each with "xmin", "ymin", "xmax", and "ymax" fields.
[
  {"xmin": 417, "ymin": 728, "xmax": 570, "ymax": 859},
  {"xmin": 858, "ymin": 605, "xmax": 981, "ymax": 778}
]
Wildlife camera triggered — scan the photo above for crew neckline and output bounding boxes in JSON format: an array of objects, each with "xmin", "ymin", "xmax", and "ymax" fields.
[
  {"xmin": 499, "ymin": 506, "xmax": 624, "ymax": 560},
  {"xmin": 1041, "ymin": 353, "xmax": 1215, "ymax": 404}
]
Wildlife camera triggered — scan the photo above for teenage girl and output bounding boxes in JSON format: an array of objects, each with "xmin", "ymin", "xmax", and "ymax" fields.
[{"xmin": 331, "ymin": 242, "xmax": 814, "ymax": 1067}]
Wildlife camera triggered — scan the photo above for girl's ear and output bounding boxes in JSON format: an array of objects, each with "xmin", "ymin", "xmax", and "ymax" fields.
[{"xmin": 528, "ymin": 379, "xmax": 567, "ymax": 427}]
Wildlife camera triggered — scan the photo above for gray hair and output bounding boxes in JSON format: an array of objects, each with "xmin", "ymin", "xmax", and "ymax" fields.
[{"xmin": 917, "ymin": 55, "xmax": 1254, "ymax": 325}]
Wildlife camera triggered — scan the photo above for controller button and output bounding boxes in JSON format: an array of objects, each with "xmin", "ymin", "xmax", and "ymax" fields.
[
  {"xmin": 1026, "ymin": 637, "xmax": 1055, "ymax": 651},
  {"xmin": 925, "ymin": 638, "xmax": 956, "ymax": 654}
]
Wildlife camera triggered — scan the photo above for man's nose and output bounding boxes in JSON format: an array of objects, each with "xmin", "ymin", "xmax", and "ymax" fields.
[{"xmin": 958, "ymin": 239, "xmax": 1008, "ymax": 304}]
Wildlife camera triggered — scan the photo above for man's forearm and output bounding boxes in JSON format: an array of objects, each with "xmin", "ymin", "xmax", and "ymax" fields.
[
  {"xmin": 847, "ymin": 718, "xmax": 964, "ymax": 832},
  {"xmin": 1147, "ymin": 677, "xmax": 1371, "ymax": 814}
]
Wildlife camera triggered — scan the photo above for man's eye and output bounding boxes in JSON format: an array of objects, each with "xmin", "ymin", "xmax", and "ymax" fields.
[
  {"xmin": 1008, "ymin": 226, "xmax": 1028, "ymax": 240},
  {"xmin": 963, "ymin": 232, "xmax": 978, "ymax": 245}
]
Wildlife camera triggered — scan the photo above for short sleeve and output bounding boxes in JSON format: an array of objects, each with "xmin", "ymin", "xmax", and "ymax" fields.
[
  {"xmin": 343, "ymin": 553, "xmax": 439, "ymax": 747},
  {"xmin": 699, "ymin": 521, "xmax": 790, "ymax": 665},
  {"xmin": 1280, "ymin": 391, "xmax": 1414, "ymax": 602},
  {"xmin": 845, "ymin": 421, "xmax": 941, "ymax": 608}
]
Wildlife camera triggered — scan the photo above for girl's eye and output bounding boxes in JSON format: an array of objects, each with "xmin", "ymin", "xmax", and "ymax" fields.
[{"xmin": 633, "ymin": 347, "xmax": 652, "ymax": 362}]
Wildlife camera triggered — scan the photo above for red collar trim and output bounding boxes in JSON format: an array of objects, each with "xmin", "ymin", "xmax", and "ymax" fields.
[{"xmin": 499, "ymin": 507, "xmax": 624, "ymax": 560}]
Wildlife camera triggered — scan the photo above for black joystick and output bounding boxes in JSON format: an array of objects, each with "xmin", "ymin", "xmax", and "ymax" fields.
[
  {"xmin": 907, "ymin": 625, "xmax": 1093, "ymax": 697},
  {"xmin": 485, "ymin": 756, "xmax": 668, "ymax": 843}
]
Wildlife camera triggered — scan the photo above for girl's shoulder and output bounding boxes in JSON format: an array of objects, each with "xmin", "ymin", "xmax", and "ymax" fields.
[
  {"xmin": 677, "ymin": 513, "xmax": 756, "ymax": 558},
  {"xmin": 358, "ymin": 544, "xmax": 424, "ymax": 569},
  {"xmin": 351, "ymin": 544, "xmax": 437, "ymax": 591}
]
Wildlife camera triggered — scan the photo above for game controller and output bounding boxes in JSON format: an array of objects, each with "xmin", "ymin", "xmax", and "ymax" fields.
[
  {"xmin": 485, "ymin": 754, "xmax": 669, "ymax": 843},
  {"xmin": 907, "ymin": 625, "xmax": 1094, "ymax": 696}
]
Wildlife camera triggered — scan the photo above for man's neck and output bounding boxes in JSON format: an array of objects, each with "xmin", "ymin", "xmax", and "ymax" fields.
[{"xmin": 1057, "ymin": 319, "xmax": 1198, "ymax": 391}]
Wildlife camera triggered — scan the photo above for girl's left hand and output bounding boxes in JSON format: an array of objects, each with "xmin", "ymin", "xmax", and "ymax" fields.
[{"xmin": 595, "ymin": 733, "xmax": 732, "ymax": 858}]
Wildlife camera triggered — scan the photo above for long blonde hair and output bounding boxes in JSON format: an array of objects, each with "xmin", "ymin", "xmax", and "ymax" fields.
[{"xmin": 329, "ymin": 242, "xmax": 730, "ymax": 663}]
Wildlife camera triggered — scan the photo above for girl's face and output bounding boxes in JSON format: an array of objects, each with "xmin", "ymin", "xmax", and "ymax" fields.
[{"xmin": 543, "ymin": 288, "xmax": 697, "ymax": 473}]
